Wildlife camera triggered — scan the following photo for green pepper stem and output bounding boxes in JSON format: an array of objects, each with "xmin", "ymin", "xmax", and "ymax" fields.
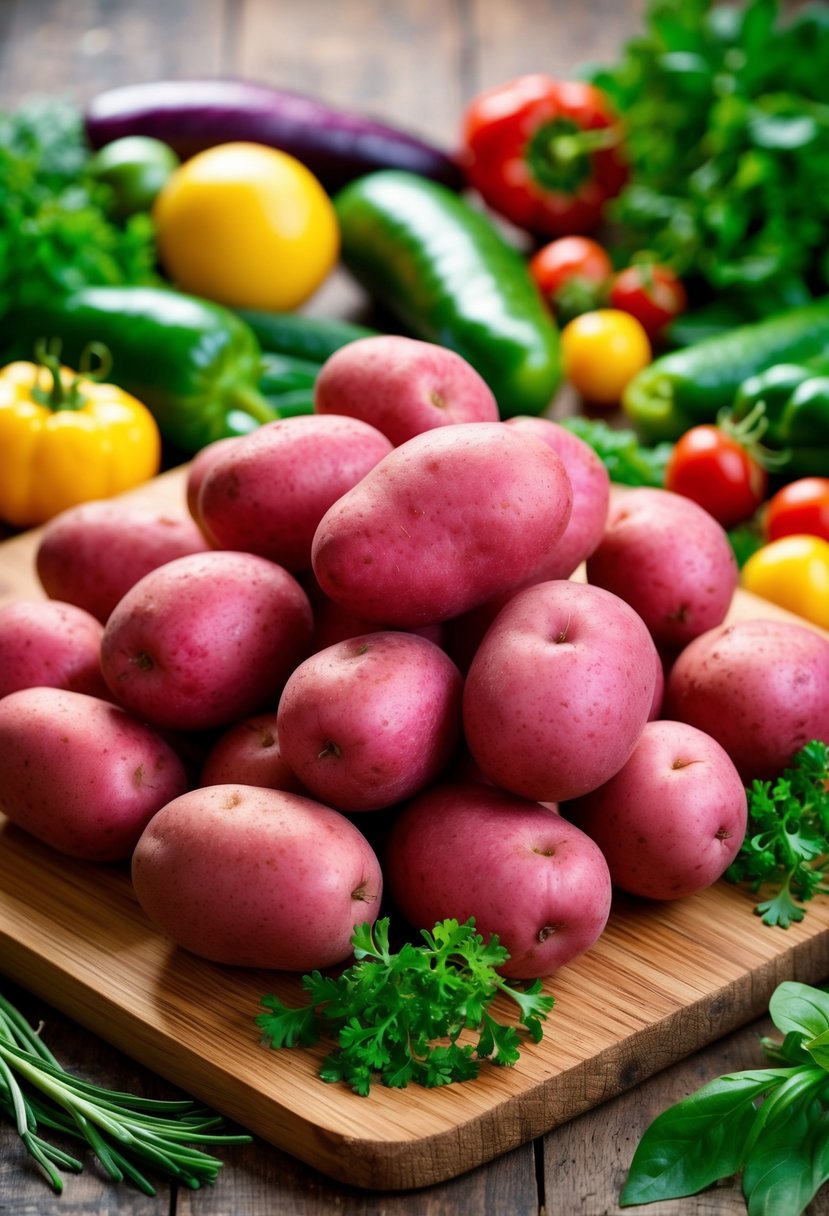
[
  {"xmin": 545, "ymin": 125, "xmax": 621, "ymax": 166},
  {"xmin": 30, "ymin": 339, "xmax": 115, "ymax": 413},
  {"xmin": 228, "ymin": 384, "xmax": 281, "ymax": 426}
]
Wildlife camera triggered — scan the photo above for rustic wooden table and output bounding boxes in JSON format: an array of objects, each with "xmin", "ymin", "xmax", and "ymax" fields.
[{"xmin": 0, "ymin": 1, "xmax": 825, "ymax": 1213}]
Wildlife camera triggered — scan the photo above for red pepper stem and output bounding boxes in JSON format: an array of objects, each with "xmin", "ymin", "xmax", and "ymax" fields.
[{"xmin": 546, "ymin": 126, "xmax": 621, "ymax": 167}]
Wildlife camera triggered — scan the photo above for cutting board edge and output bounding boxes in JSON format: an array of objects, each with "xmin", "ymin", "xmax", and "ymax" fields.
[{"xmin": 4, "ymin": 918, "xmax": 828, "ymax": 1191}]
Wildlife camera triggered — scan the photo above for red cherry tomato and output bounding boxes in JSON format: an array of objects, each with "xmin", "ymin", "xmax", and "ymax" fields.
[
  {"xmin": 529, "ymin": 236, "xmax": 612, "ymax": 322},
  {"xmin": 609, "ymin": 263, "xmax": 687, "ymax": 341},
  {"xmin": 764, "ymin": 477, "xmax": 829, "ymax": 543},
  {"xmin": 664, "ymin": 425, "xmax": 768, "ymax": 528}
]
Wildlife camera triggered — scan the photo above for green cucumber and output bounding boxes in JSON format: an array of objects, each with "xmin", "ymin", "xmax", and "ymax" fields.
[
  {"xmin": 622, "ymin": 296, "xmax": 829, "ymax": 443},
  {"xmin": 237, "ymin": 310, "xmax": 377, "ymax": 364},
  {"xmin": 333, "ymin": 170, "xmax": 561, "ymax": 417}
]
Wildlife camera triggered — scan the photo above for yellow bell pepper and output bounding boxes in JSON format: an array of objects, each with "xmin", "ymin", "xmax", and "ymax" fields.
[
  {"xmin": 0, "ymin": 343, "xmax": 161, "ymax": 529},
  {"xmin": 741, "ymin": 534, "xmax": 829, "ymax": 631}
]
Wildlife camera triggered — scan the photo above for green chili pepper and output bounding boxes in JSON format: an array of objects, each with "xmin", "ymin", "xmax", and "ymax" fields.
[
  {"xmin": 6, "ymin": 286, "xmax": 276, "ymax": 454},
  {"xmin": 237, "ymin": 310, "xmax": 378, "ymax": 363},
  {"xmin": 622, "ymin": 297, "xmax": 829, "ymax": 443},
  {"xmin": 733, "ymin": 366, "xmax": 829, "ymax": 477},
  {"xmin": 334, "ymin": 169, "xmax": 561, "ymax": 417},
  {"xmin": 259, "ymin": 387, "xmax": 316, "ymax": 418},
  {"xmin": 257, "ymin": 351, "xmax": 320, "ymax": 397}
]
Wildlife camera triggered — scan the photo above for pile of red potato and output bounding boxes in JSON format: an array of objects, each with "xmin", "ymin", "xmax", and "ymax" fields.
[{"xmin": 1, "ymin": 334, "xmax": 828, "ymax": 981}]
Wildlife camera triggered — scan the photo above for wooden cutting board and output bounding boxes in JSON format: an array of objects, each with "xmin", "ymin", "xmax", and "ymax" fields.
[{"xmin": 1, "ymin": 468, "xmax": 829, "ymax": 1191}]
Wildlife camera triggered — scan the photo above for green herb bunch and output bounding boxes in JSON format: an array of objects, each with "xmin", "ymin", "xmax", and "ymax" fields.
[
  {"xmin": 257, "ymin": 917, "xmax": 555, "ymax": 1095},
  {"xmin": 560, "ymin": 415, "xmax": 672, "ymax": 487},
  {"xmin": 0, "ymin": 98, "xmax": 159, "ymax": 324},
  {"xmin": 590, "ymin": 0, "xmax": 829, "ymax": 315},
  {"xmin": 622, "ymin": 980, "xmax": 829, "ymax": 1214},
  {"xmin": 0, "ymin": 991, "xmax": 250, "ymax": 1195},
  {"xmin": 725, "ymin": 739, "xmax": 829, "ymax": 928}
]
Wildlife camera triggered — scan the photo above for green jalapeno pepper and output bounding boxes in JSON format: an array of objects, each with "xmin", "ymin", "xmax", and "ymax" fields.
[
  {"xmin": 6, "ymin": 285, "xmax": 276, "ymax": 454},
  {"xmin": 733, "ymin": 365, "xmax": 829, "ymax": 477}
]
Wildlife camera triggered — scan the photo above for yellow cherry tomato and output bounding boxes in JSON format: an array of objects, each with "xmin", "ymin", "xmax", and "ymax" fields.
[
  {"xmin": 560, "ymin": 308, "xmax": 652, "ymax": 406},
  {"xmin": 152, "ymin": 141, "xmax": 339, "ymax": 311},
  {"xmin": 741, "ymin": 534, "xmax": 829, "ymax": 630}
]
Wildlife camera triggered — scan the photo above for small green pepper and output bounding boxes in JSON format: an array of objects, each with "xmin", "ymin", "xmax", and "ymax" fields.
[
  {"xmin": 6, "ymin": 286, "xmax": 276, "ymax": 454},
  {"xmin": 733, "ymin": 366, "xmax": 829, "ymax": 477}
]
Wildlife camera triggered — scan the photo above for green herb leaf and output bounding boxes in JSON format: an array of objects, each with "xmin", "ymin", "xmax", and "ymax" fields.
[
  {"xmin": 559, "ymin": 416, "xmax": 672, "ymax": 487},
  {"xmin": 623, "ymin": 980, "xmax": 829, "ymax": 1211},
  {"xmin": 590, "ymin": 0, "xmax": 829, "ymax": 310},
  {"xmin": 769, "ymin": 981, "xmax": 829, "ymax": 1043},
  {"xmin": 620, "ymin": 1069, "xmax": 786, "ymax": 1206},
  {"xmin": 741, "ymin": 1092, "xmax": 829, "ymax": 1216},
  {"xmin": 0, "ymin": 97, "xmax": 160, "ymax": 332},
  {"xmin": 256, "ymin": 916, "xmax": 555, "ymax": 1094},
  {"xmin": 724, "ymin": 740, "xmax": 829, "ymax": 926},
  {"xmin": 0, "ymin": 994, "xmax": 249, "ymax": 1195}
]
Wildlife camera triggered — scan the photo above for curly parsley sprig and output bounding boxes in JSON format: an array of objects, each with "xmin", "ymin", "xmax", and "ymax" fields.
[
  {"xmin": 725, "ymin": 739, "xmax": 829, "ymax": 928},
  {"xmin": 256, "ymin": 917, "xmax": 555, "ymax": 1095}
]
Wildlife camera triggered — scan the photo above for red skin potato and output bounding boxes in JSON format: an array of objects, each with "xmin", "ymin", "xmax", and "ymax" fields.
[
  {"xmin": 277, "ymin": 632, "xmax": 463, "ymax": 813},
  {"xmin": 131, "ymin": 784, "xmax": 384, "ymax": 970},
  {"xmin": 563, "ymin": 719, "xmax": 748, "ymax": 900},
  {"xmin": 185, "ymin": 436, "xmax": 240, "ymax": 527},
  {"xmin": 0, "ymin": 599, "xmax": 108, "ymax": 699},
  {"xmin": 196, "ymin": 414, "xmax": 394, "ymax": 571},
  {"xmin": 199, "ymin": 711, "xmax": 306, "ymax": 793},
  {"xmin": 663, "ymin": 618, "xmax": 829, "ymax": 783},
  {"xmin": 505, "ymin": 415, "xmax": 610, "ymax": 579},
  {"xmin": 0, "ymin": 687, "xmax": 189, "ymax": 861},
  {"xmin": 311, "ymin": 422, "xmax": 573, "ymax": 628},
  {"xmin": 313, "ymin": 334, "xmax": 500, "ymax": 447},
  {"xmin": 384, "ymin": 781, "xmax": 612, "ymax": 979},
  {"xmin": 585, "ymin": 487, "xmax": 738, "ymax": 650},
  {"xmin": 36, "ymin": 500, "xmax": 211, "ymax": 623},
  {"xmin": 463, "ymin": 580, "xmax": 658, "ymax": 803},
  {"xmin": 100, "ymin": 550, "xmax": 313, "ymax": 732}
]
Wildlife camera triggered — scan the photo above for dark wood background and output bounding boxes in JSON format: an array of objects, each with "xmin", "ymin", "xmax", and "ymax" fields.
[{"xmin": 0, "ymin": 2, "xmax": 824, "ymax": 1214}]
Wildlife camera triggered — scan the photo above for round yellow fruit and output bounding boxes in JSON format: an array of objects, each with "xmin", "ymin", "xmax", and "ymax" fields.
[{"xmin": 153, "ymin": 141, "xmax": 339, "ymax": 311}]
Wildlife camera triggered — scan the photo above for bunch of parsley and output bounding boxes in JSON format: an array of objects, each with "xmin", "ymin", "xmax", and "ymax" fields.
[
  {"xmin": 0, "ymin": 97, "xmax": 159, "ymax": 326},
  {"xmin": 257, "ymin": 917, "xmax": 555, "ymax": 1095},
  {"xmin": 590, "ymin": 0, "xmax": 829, "ymax": 315},
  {"xmin": 726, "ymin": 739, "xmax": 829, "ymax": 928}
]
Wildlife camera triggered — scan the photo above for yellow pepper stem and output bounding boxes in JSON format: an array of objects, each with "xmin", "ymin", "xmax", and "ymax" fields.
[{"xmin": 30, "ymin": 339, "xmax": 113, "ymax": 413}]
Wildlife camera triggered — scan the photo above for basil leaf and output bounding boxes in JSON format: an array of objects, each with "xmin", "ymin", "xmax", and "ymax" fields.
[
  {"xmin": 743, "ymin": 1095, "xmax": 829, "ymax": 1216},
  {"xmin": 769, "ymin": 981, "xmax": 829, "ymax": 1041},
  {"xmin": 621, "ymin": 1070, "xmax": 782, "ymax": 1205},
  {"xmin": 804, "ymin": 1029, "xmax": 829, "ymax": 1073}
]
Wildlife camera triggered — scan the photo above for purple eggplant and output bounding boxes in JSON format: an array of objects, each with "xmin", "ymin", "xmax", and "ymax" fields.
[{"xmin": 84, "ymin": 78, "xmax": 465, "ymax": 194}]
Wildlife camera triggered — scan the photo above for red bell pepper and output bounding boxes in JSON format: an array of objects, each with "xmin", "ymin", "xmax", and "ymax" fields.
[{"xmin": 460, "ymin": 74, "xmax": 627, "ymax": 237}]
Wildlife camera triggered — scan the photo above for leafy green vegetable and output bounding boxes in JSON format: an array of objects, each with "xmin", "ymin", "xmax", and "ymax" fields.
[
  {"xmin": 622, "ymin": 980, "xmax": 829, "ymax": 1213},
  {"xmin": 725, "ymin": 739, "xmax": 829, "ymax": 927},
  {"xmin": 560, "ymin": 415, "xmax": 672, "ymax": 486},
  {"xmin": 589, "ymin": 0, "xmax": 829, "ymax": 315},
  {"xmin": 256, "ymin": 917, "xmax": 555, "ymax": 1095},
  {"xmin": 0, "ymin": 991, "xmax": 249, "ymax": 1194},
  {"xmin": 0, "ymin": 97, "xmax": 160, "ymax": 325}
]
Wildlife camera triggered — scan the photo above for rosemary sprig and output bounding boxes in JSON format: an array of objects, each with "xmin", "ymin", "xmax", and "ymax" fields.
[{"xmin": 0, "ymin": 992, "xmax": 251, "ymax": 1194}]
